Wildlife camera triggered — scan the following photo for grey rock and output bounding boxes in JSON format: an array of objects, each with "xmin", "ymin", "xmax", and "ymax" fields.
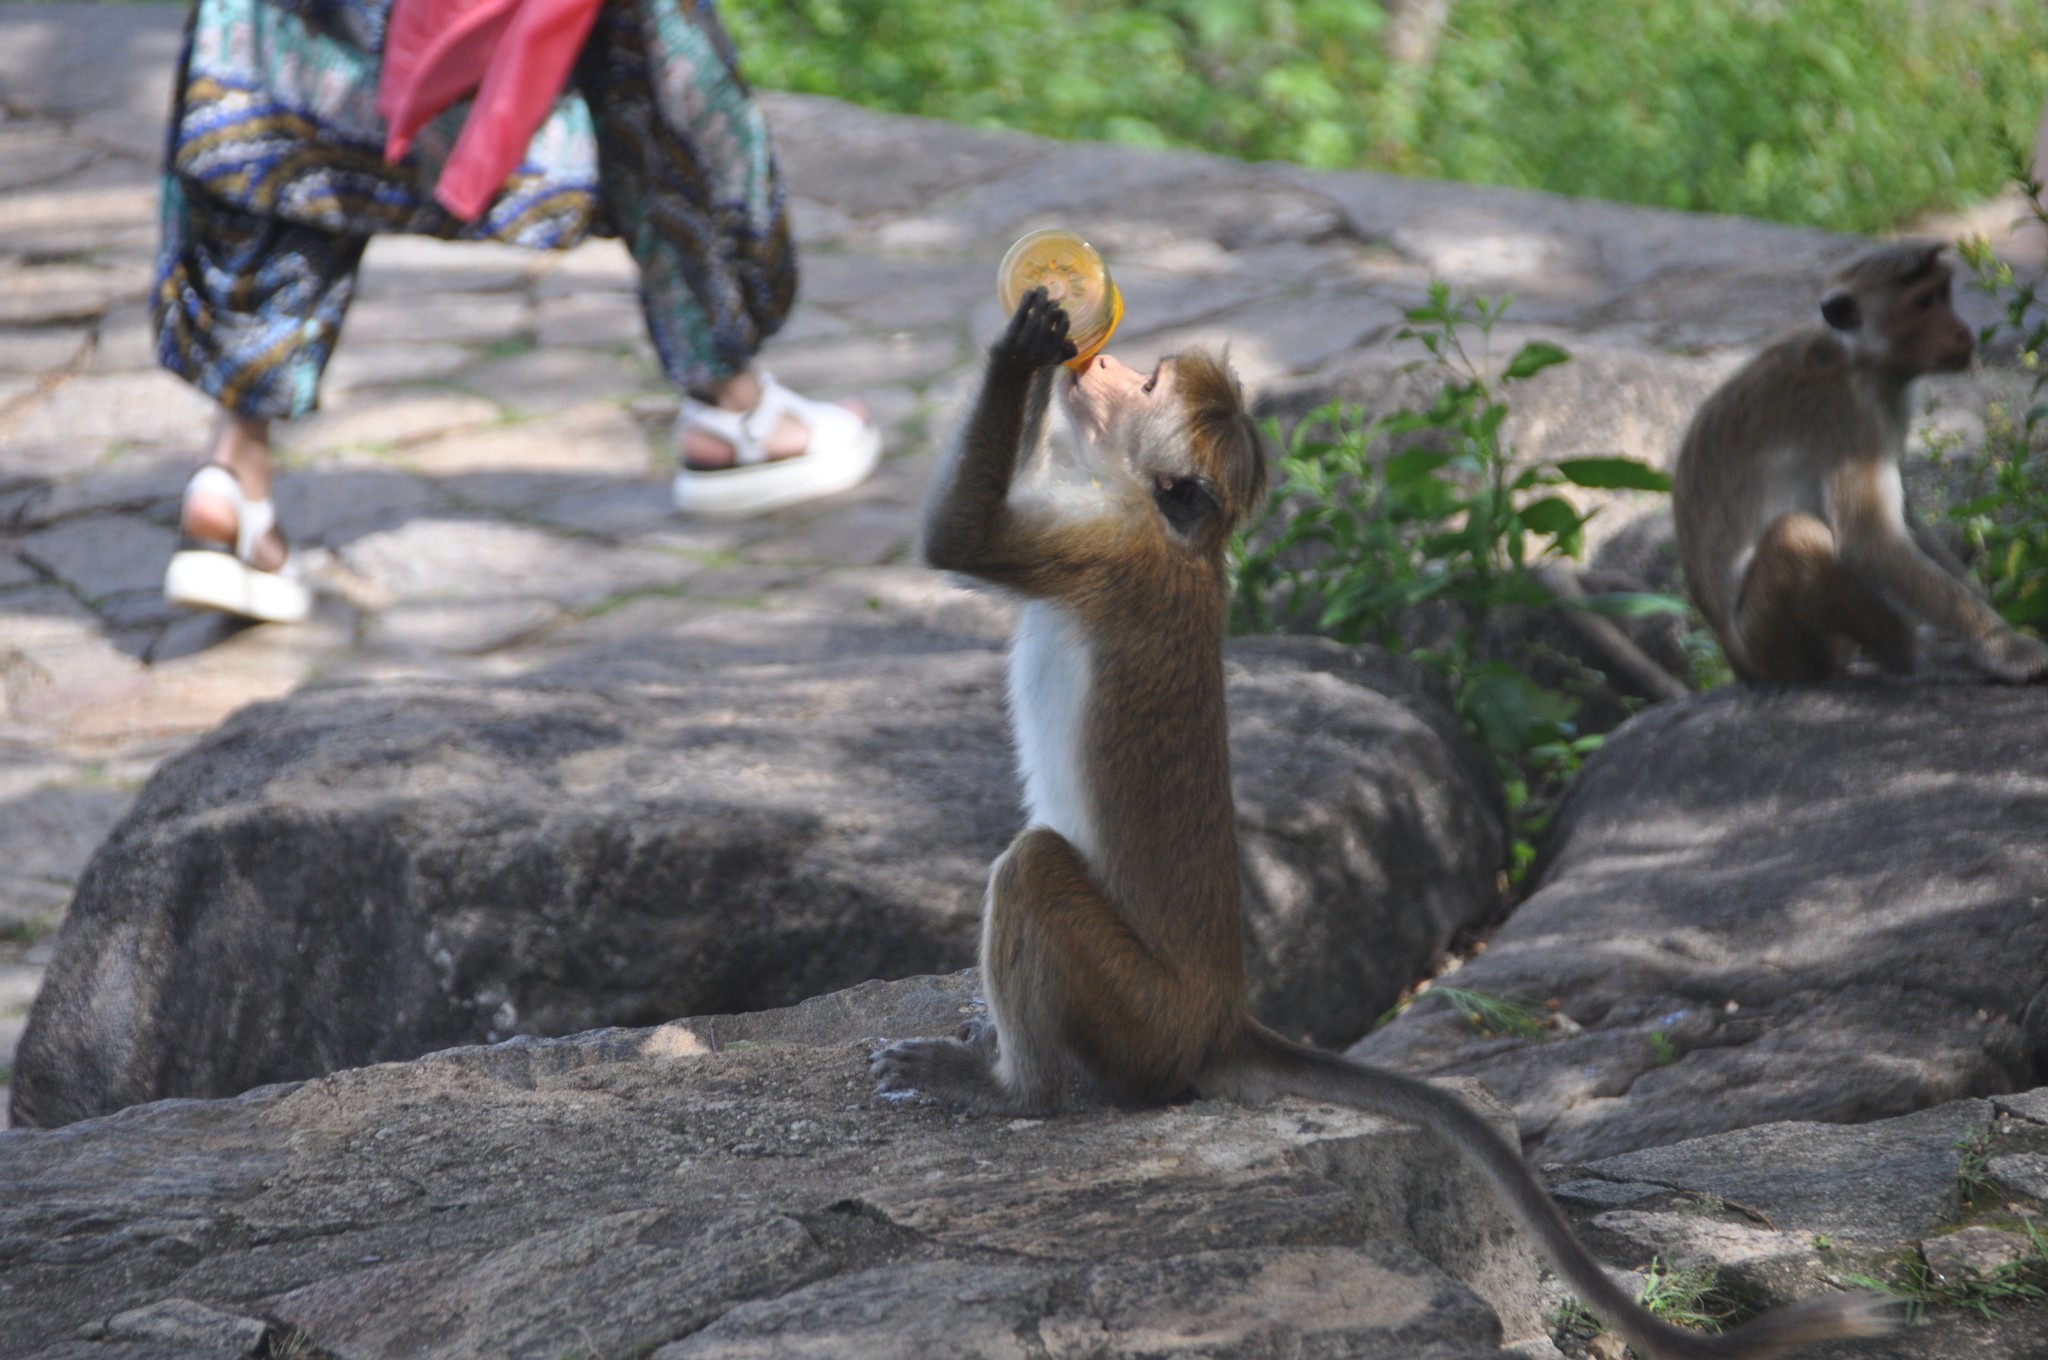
[
  {"xmin": 0, "ymin": 974, "xmax": 1547, "ymax": 1359},
  {"xmin": 0, "ymin": 325, "xmax": 91, "ymax": 374},
  {"xmin": 5, "ymin": 371, "xmax": 214, "ymax": 451},
  {"xmin": 1351, "ymin": 683, "xmax": 2048, "ymax": 1164},
  {"xmin": 0, "ymin": 1, "xmax": 183, "ymax": 126},
  {"xmin": 336, "ymin": 515, "xmax": 695, "ymax": 609},
  {"xmin": 1921, "ymin": 1227, "xmax": 2036, "ymax": 1284},
  {"xmin": 0, "ymin": 550, "xmax": 40, "ymax": 589},
  {"xmin": 105, "ymin": 1298, "xmax": 268, "ymax": 1355},
  {"xmin": 17, "ymin": 513, "xmax": 177, "ymax": 602},
  {"xmin": 1546, "ymin": 1179, "xmax": 1666, "ymax": 1211},
  {"xmin": 1588, "ymin": 1210, "xmax": 1811, "ymax": 1270},
  {"xmin": 1994, "ymin": 1090, "xmax": 2048, "ymax": 1126},
  {"xmin": 1285, "ymin": 164, "xmax": 1858, "ymax": 349},
  {"xmin": 1259, "ymin": 336, "xmax": 1740, "ymax": 485},
  {"xmin": 1569, "ymin": 1100, "xmax": 1992, "ymax": 1246},
  {"xmin": 659, "ymin": 1250, "xmax": 1508, "ymax": 1360},
  {"xmin": 1987, "ymin": 1152, "xmax": 2048, "ymax": 1203},
  {"xmin": 0, "ymin": 781, "xmax": 133, "ymax": 929},
  {"xmin": 364, "ymin": 598, "xmax": 563, "ymax": 656},
  {"xmin": 12, "ymin": 631, "xmax": 1503, "ymax": 1126}
]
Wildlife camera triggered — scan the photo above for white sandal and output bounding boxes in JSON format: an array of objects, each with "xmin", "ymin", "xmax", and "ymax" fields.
[
  {"xmin": 162, "ymin": 465, "xmax": 313, "ymax": 624},
  {"xmin": 672, "ymin": 372, "xmax": 882, "ymax": 519}
]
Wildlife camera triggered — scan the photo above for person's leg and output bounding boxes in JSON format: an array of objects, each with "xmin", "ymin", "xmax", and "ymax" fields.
[
  {"xmin": 577, "ymin": 0, "xmax": 874, "ymax": 497},
  {"xmin": 154, "ymin": 177, "xmax": 366, "ymax": 568},
  {"xmin": 155, "ymin": 178, "xmax": 360, "ymax": 614},
  {"xmin": 576, "ymin": 0, "xmax": 790, "ymax": 393}
]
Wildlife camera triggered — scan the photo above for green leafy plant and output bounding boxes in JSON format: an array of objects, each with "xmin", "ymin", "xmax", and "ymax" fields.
[
  {"xmin": 1955, "ymin": 1124, "xmax": 1995, "ymax": 1210},
  {"xmin": 1232, "ymin": 284, "xmax": 1675, "ymax": 866},
  {"xmin": 1546, "ymin": 1258, "xmax": 1731, "ymax": 1348},
  {"xmin": 1952, "ymin": 134, "xmax": 2048, "ymax": 636},
  {"xmin": 1637, "ymin": 1258, "xmax": 1730, "ymax": 1333},
  {"xmin": 723, "ymin": 0, "xmax": 2048, "ymax": 234},
  {"xmin": 1375, "ymin": 983, "xmax": 1550, "ymax": 1041},
  {"xmin": 1841, "ymin": 1251, "xmax": 2047, "ymax": 1323},
  {"xmin": 1649, "ymin": 1031, "xmax": 1679, "ymax": 1066}
]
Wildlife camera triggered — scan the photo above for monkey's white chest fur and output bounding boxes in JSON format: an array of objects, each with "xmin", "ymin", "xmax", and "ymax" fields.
[{"xmin": 1008, "ymin": 600, "xmax": 1098, "ymax": 859}]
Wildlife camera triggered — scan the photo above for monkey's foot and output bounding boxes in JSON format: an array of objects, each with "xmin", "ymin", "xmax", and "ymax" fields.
[
  {"xmin": 870, "ymin": 1037, "xmax": 1010, "ymax": 1113},
  {"xmin": 957, "ymin": 1017, "xmax": 999, "ymax": 1054},
  {"xmin": 1982, "ymin": 630, "xmax": 2048, "ymax": 683}
]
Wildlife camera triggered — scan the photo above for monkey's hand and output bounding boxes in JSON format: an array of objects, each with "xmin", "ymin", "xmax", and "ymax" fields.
[
  {"xmin": 992, "ymin": 286, "xmax": 1079, "ymax": 376},
  {"xmin": 1981, "ymin": 628, "xmax": 2048, "ymax": 683}
]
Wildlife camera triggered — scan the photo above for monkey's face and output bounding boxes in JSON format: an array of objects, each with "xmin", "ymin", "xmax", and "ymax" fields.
[
  {"xmin": 1826, "ymin": 262, "xmax": 1975, "ymax": 376},
  {"xmin": 1061, "ymin": 353, "xmax": 1233, "ymax": 547},
  {"xmin": 1897, "ymin": 270, "xmax": 1974, "ymax": 374},
  {"xmin": 1063, "ymin": 352, "xmax": 1179, "ymax": 448}
]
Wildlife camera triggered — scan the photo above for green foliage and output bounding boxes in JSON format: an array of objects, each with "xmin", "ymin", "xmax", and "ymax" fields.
[
  {"xmin": 1649, "ymin": 1030, "xmax": 1678, "ymax": 1066},
  {"xmin": 1376, "ymin": 984, "xmax": 1549, "ymax": 1041},
  {"xmin": 1956, "ymin": 1124, "xmax": 1996, "ymax": 1209},
  {"xmin": 1557, "ymin": 1258, "xmax": 1731, "ymax": 1338},
  {"xmin": 1637, "ymin": 1258, "xmax": 1729, "ymax": 1333},
  {"xmin": 1841, "ymin": 1226, "xmax": 2048, "ymax": 1324},
  {"xmin": 1230, "ymin": 285, "xmax": 1674, "ymax": 865},
  {"xmin": 1952, "ymin": 135, "xmax": 2048, "ymax": 635},
  {"xmin": 722, "ymin": 0, "xmax": 2048, "ymax": 234}
]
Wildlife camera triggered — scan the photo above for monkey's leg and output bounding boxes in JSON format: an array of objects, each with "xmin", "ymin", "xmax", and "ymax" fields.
[
  {"xmin": 1735, "ymin": 512, "xmax": 1911, "ymax": 680},
  {"xmin": 871, "ymin": 828, "xmax": 1190, "ymax": 1116}
]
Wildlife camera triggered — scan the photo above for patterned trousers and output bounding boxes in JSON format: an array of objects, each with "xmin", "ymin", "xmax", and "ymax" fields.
[{"xmin": 153, "ymin": 0, "xmax": 796, "ymax": 419}]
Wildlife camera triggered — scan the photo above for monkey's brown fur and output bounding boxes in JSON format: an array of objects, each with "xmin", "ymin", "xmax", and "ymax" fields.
[
  {"xmin": 874, "ymin": 290, "xmax": 1890, "ymax": 1360},
  {"xmin": 1675, "ymin": 240, "xmax": 2048, "ymax": 683}
]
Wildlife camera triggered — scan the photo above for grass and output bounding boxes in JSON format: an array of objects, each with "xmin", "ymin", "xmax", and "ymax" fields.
[
  {"xmin": 1957, "ymin": 1124, "xmax": 1996, "ymax": 1210},
  {"xmin": 1637, "ymin": 1258, "xmax": 1730, "ymax": 1333},
  {"xmin": 1549, "ymin": 1256, "xmax": 1731, "ymax": 1347},
  {"xmin": 1377, "ymin": 983, "xmax": 1550, "ymax": 1041},
  {"xmin": 1841, "ymin": 1232, "xmax": 2048, "ymax": 1323},
  {"xmin": 0, "ymin": 912, "xmax": 59, "ymax": 950}
]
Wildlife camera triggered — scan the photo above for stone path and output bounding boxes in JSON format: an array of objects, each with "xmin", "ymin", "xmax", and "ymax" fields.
[{"xmin": 0, "ymin": 3, "xmax": 2019, "ymax": 1120}]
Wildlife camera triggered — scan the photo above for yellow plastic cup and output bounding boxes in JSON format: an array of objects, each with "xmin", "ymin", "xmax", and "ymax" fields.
[{"xmin": 996, "ymin": 229, "xmax": 1123, "ymax": 370}]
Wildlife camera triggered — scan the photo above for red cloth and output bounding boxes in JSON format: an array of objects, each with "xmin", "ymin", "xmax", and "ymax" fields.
[{"xmin": 377, "ymin": 0, "xmax": 603, "ymax": 222}]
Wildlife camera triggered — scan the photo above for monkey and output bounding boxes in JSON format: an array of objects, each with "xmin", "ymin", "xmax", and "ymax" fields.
[
  {"xmin": 1673, "ymin": 240, "xmax": 2048, "ymax": 684},
  {"xmin": 871, "ymin": 287, "xmax": 1890, "ymax": 1360}
]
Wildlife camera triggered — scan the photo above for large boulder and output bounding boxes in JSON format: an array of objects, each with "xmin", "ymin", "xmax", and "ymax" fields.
[
  {"xmin": 1351, "ymin": 680, "xmax": 2048, "ymax": 1165},
  {"xmin": 9, "ymin": 971, "xmax": 2047, "ymax": 1359},
  {"xmin": 13, "ymin": 628, "xmax": 1505, "ymax": 1127},
  {"xmin": 1547, "ymin": 1088, "xmax": 2048, "ymax": 1360},
  {"xmin": 0, "ymin": 973, "xmax": 1551, "ymax": 1359}
]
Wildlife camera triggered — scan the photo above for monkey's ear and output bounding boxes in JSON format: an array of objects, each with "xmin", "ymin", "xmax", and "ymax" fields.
[
  {"xmin": 1154, "ymin": 474, "xmax": 1219, "ymax": 535},
  {"xmin": 1820, "ymin": 289, "xmax": 1860, "ymax": 331}
]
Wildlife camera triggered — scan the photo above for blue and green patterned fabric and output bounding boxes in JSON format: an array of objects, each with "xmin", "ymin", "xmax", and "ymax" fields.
[{"xmin": 154, "ymin": 0, "xmax": 795, "ymax": 418}]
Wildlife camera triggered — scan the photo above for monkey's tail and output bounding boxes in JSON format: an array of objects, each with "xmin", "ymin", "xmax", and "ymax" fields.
[{"xmin": 1231, "ymin": 1026, "xmax": 1895, "ymax": 1360}]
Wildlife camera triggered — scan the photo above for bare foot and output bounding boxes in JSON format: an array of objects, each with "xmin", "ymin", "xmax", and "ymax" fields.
[{"xmin": 681, "ymin": 371, "xmax": 867, "ymax": 470}]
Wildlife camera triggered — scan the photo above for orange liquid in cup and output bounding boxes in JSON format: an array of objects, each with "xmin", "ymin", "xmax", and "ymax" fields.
[{"xmin": 996, "ymin": 229, "xmax": 1123, "ymax": 370}]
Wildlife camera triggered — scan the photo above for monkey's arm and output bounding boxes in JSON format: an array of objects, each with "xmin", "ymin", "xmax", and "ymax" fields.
[
  {"xmin": 925, "ymin": 290, "xmax": 1136, "ymax": 593},
  {"xmin": 1832, "ymin": 462, "xmax": 2048, "ymax": 678}
]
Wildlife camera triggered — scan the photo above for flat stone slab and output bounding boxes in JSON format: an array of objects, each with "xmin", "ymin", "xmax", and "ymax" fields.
[
  {"xmin": 12, "ymin": 632, "xmax": 1504, "ymax": 1127},
  {"xmin": 12, "ymin": 972, "xmax": 2048, "ymax": 1360},
  {"xmin": 1351, "ymin": 682, "xmax": 2048, "ymax": 1166},
  {"xmin": 0, "ymin": 974, "xmax": 1545, "ymax": 1360}
]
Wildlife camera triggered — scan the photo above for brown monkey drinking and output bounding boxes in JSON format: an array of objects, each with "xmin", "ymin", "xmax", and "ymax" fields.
[
  {"xmin": 1674, "ymin": 240, "xmax": 2048, "ymax": 683},
  {"xmin": 872, "ymin": 288, "xmax": 1892, "ymax": 1359}
]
